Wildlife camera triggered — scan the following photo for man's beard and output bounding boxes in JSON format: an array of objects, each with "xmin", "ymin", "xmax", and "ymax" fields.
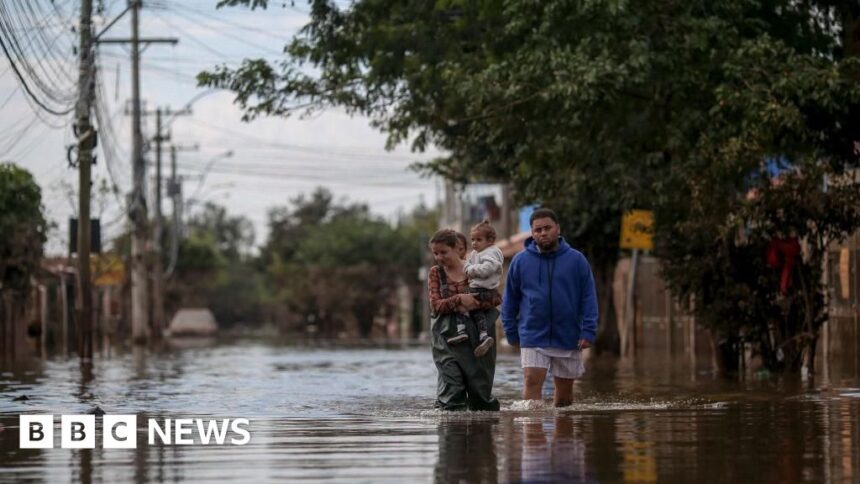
[{"xmin": 537, "ymin": 238, "xmax": 558, "ymax": 252}]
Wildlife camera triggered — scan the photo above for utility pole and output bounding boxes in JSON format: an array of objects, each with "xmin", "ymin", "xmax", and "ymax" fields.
[
  {"xmin": 147, "ymin": 107, "xmax": 190, "ymax": 338},
  {"xmin": 75, "ymin": 0, "xmax": 95, "ymax": 360},
  {"xmin": 151, "ymin": 108, "xmax": 165, "ymax": 339},
  {"xmin": 129, "ymin": 0, "xmax": 149, "ymax": 344},
  {"xmin": 98, "ymin": 1, "xmax": 177, "ymax": 344},
  {"xmin": 168, "ymin": 145, "xmax": 180, "ymax": 278},
  {"xmin": 166, "ymin": 143, "xmax": 198, "ymax": 279}
]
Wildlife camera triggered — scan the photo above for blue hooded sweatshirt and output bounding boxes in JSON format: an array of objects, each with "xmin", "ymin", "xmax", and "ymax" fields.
[{"xmin": 501, "ymin": 236, "xmax": 598, "ymax": 348}]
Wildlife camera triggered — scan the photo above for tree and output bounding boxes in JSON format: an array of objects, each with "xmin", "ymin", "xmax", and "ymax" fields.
[
  {"xmin": 292, "ymin": 215, "xmax": 405, "ymax": 336},
  {"xmin": 0, "ymin": 163, "xmax": 48, "ymax": 355},
  {"xmin": 169, "ymin": 203, "xmax": 262, "ymax": 327},
  {"xmin": 261, "ymin": 187, "xmax": 430, "ymax": 337},
  {"xmin": 186, "ymin": 201, "xmax": 255, "ymax": 261},
  {"xmin": 654, "ymin": 38, "xmax": 860, "ymax": 372},
  {"xmin": 0, "ymin": 163, "xmax": 48, "ymax": 295},
  {"xmin": 259, "ymin": 187, "xmax": 342, "ymax": 272},
  {"xmin": 202, "ymin": 1, "xmax": 860, "ymax": 370}
]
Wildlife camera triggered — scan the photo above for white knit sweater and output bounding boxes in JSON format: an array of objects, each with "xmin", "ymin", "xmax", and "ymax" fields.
[{"xmin": 464, "ymin": 245, "xmax": 504, "ymax": 290}]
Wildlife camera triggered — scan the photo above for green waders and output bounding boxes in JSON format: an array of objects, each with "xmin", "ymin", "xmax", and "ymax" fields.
[{"xmin": 431, "ymin": 265, "xmax": 500, "ymax": 411}]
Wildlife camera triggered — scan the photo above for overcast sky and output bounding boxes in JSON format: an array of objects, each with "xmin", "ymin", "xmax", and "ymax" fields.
[{"xmin": 0, "ymin": 0, "xmax": 442, "ymax": 255}]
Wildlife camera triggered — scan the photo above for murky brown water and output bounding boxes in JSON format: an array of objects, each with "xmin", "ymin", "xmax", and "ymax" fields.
[{"xmin": 1, "ymin": 340, "xmax": 859, "ymax": 482}]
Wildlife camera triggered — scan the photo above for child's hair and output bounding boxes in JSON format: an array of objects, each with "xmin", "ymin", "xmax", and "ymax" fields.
[
  {"xmin": 430, "ymin": 228, "xmax": 460, "ymax": 248},
  {"xmin": 455, "ymin": 231, "xmax": 468, "ymax": 250},
  {"xmin": 471, "ymin": 219, "xmax": 497, "ymax": 241}
]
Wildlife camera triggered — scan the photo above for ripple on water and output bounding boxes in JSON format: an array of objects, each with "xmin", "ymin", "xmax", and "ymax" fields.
[{"xmin": 2, "ymin": 343, "xmax": 859, "ymax": 483}]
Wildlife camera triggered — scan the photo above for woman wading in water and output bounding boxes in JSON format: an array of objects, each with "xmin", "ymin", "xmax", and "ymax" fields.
[{"xmin": 427, "ymin": 229, "xmax": 501, "ymax": 411}]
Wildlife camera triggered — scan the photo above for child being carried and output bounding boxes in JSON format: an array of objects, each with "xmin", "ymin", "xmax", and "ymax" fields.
[{"xmin": 447, "ymin": 220, "xmax": 504, "ymax": 357}]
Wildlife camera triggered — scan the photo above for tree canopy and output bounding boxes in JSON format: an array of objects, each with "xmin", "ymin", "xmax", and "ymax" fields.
[
  {"xmin": 201, "ymin": 0, "xmax": 860, "ymax": 369},
  {"xmin": 0, "ymin": 163, "xmax": 48, "ymax": 295}
]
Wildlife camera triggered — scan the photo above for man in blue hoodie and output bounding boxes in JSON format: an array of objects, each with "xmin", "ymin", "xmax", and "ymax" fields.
[{"xmin": 502, "ymin": 208, "xmax": 599, "ymax": 407}]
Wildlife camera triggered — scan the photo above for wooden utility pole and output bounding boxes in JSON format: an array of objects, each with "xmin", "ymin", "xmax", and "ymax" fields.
[
  {"xmin": 151, "ymin": 108, "xmax": 165, "ymax": 338},
  {"xmin": 147, "ymin": 107, "xmax": 190, "ymax": 338},
  {"xmin": 75, "ymin": 0, "xmax": 95, "ymax": 360},
  {"xmin": 165, "ymin": 143, "xmax": 198, "ymax": 279},
  {"xmin": 129, "ymin": 0, "xmax": 149, "ymax": 344},
  {"xmin": 98, "ymin": 1, "xmax": 177, "ymax": 344},
  {"xmin": 166, "ymin": 145, "xmax": 180, "ymax": 279}
]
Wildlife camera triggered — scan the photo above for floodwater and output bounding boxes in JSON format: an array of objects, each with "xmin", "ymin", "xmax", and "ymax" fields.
[{"xmin": 1, "ymin": 340, "xmax": 859, "ymax": 483}]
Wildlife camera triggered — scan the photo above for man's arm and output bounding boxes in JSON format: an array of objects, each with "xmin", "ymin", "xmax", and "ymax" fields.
[
  {"xmin": 579, "ymin": 257, "xmax": 599, "ymax": 344},
  {"xmin": 501, "ymin": 256, "xmax": 522, "ymax": 345}
]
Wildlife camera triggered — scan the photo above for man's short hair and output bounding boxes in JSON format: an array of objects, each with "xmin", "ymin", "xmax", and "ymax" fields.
[{"xmin": 529, "ymin": 207, "xmax": 559, "ymax": 226}]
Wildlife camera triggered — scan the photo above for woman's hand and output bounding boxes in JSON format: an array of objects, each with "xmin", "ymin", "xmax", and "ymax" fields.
[{"xmin": 458, "ymin": 294, "xmax": 479, "ymax": 311}]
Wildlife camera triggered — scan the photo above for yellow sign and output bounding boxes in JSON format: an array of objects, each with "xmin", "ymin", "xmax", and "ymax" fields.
[
  {"xmin": 620, "ymin": 210, "xmax": 654, "ymax": 250},
  {"xmin": 91, "ymin": 254, "xmax": 125, "ymax": 287}
]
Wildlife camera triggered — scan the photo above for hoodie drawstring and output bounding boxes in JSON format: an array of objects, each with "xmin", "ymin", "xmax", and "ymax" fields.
[
  {"xmin": 538, "ymin": 256, "xmax": 543, "ymax": 287},
  {"xmin": 548, "ymin": 254, "xmax": 556, "ymax": 344}
]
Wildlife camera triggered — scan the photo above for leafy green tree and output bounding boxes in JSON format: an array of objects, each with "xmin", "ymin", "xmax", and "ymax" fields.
[
  {"xmin": 202, "ymin": 0, "xmax": 860, "ymax": 369},
  {"xmin": 260, "ymin": 187, "xmax": 346, "ymax": 271},
  {"xmin": 170, "ymin": 203, "xmax": 262, "ymax": 327},
  {"xmin": 176, "ymin": 232, "xmax": 225, "ymax": 275},
  {"xmin": 292, "ymin": 214, "xmax": 405, "ymax": 336},
  {"xmin": 0, "ymin": 163, "xmax": 48, "ymax": 295},
  {"xmin": 262, "ymin": 187, "xmax": 433, "ymax": 337},
  {"xmin": 0, "ymin": 163, "xmax": 48, "ymax": 353},
  {"xmin": 654, "ymin": 37, "xmax": 860, "ymax": 371},
  {"xmin": 186, "ymin": 201, "xmax": 255, "ymax": 261}
]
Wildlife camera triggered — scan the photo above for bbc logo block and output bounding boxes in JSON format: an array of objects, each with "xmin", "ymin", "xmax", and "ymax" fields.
[
  {"xmin": 20, "ymin": 414, "xmax": 137, "ymax": 449},
  {"xmin": 18, "ymin": 415, "xmax": 249, "ymax": 449},
  {"xmin": 19, "ymin": 415, "xmax": 54, "ymax": 449}
]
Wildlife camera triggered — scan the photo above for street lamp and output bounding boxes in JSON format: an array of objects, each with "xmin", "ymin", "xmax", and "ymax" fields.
[
  {"xmin": 188, "ymin": 149, "xmax": 235, "ymax": 203},
  {"xmin": 164, "ymin": 149, "xmax": 234, "ymax": 280}
]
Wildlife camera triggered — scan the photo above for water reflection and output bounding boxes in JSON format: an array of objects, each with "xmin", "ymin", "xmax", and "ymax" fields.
[
  {"xmin": 434, "ymin": 418, "xmax": 498, "ymax": 483},
  {"xmin": 510, "ymin": 416, "xmax": 592, "ymax": 483}
]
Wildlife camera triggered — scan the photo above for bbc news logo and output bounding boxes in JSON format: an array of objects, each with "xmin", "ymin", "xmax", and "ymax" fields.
[{"xmin": 19, "ymin": 415, "xmax": 251, "ymax": 449}]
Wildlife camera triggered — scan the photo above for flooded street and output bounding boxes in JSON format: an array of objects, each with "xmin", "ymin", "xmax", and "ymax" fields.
[{"xmin": 1, "ymin": 341, "xmax": 860, "ymax": 482}]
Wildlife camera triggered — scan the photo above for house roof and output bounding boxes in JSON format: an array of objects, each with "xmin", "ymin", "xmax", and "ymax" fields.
[{"xmin": 496, "ymin": 231, "xmax": 530, "ymax": 259}]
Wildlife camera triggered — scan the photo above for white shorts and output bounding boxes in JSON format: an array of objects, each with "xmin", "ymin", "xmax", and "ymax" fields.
[{"xmin": 520, "ymin": 347, "xmax": 585, "ymax": 379}]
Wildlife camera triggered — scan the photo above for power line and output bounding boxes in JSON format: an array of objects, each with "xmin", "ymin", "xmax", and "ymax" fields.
[
  {"xmin": 174, "ymin": 152, "xmax": 427, "ymax": 177},
  {"xmin": 1, "ymin": 1, "xmax": 77, "ymax": 96},
  {"xmin": 149, "ymin": 9, "xmax": 233, "ymax": 61},
  {"xmin": 0, "ymin": 0, "xmax": 76, "ymax": 115},
  {"xmin": 175, "ymin": 163, "xmax": 433, "ymax": 188},
  {"xmin": 0, "ymin": 85, "xmax": 18, "ymax": 110},
  {"xmin": 170, "ymin": 2, "xmax": 291, "ymax": 39},
  {"xmin": 181, "ymin": 116, "xmax": 423, "ymax": 161},
  {"xmin": 0, "ymin": 115, "xmax": 42, "ymax": 153},
  {"xmin": 162, "ymin": 5, "xmax": 285, "ymax": 57},
  {"xmin": 0, "ymin": 29, "xmax": 74, "ymax": 115}
]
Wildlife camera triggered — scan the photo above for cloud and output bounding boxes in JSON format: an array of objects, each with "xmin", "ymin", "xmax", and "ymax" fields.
[{"xmin": 2, "ymin": 0, "xmax": 442, "ymax": 256}]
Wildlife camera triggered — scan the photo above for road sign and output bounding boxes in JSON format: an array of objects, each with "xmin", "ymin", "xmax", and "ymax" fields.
[
  {"xmin": 92, "ymin": 255, "xmax": 125, "ymax": 287},
  {"xmin": 620, "ymin": 210, "xmax": 654, "ymax": 250}
]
